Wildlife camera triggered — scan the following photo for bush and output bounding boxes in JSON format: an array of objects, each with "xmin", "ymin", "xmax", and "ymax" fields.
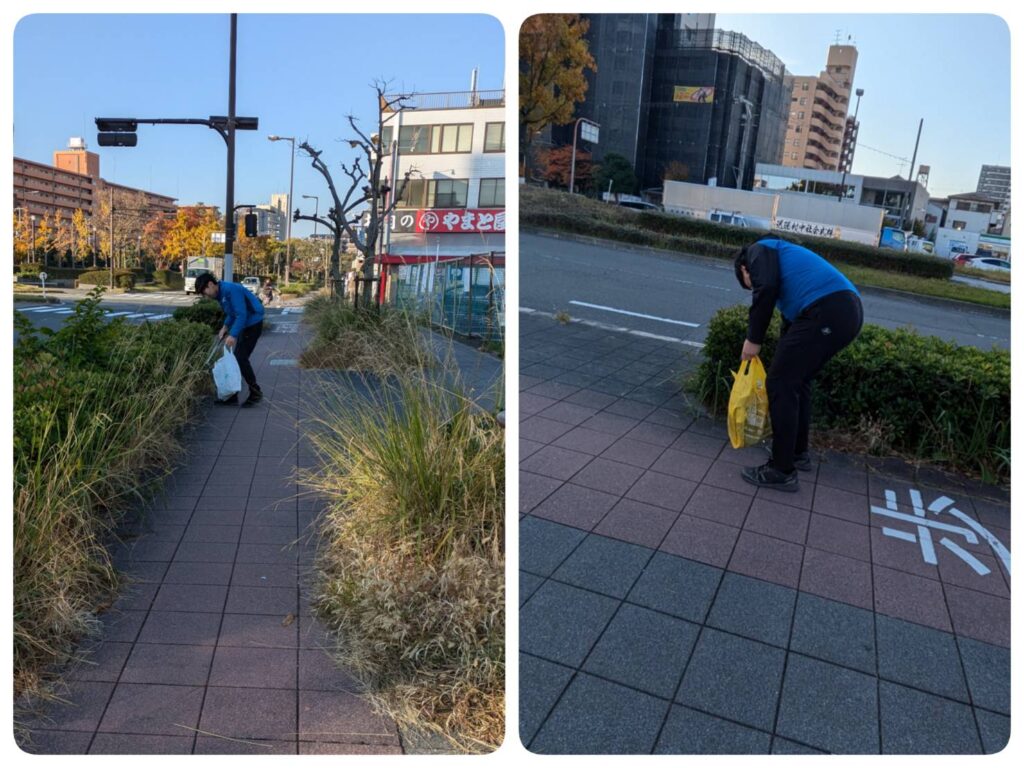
[
  {"xmin": 77, "ymin": 269, "xmax": 136, "ymax": 289},
  {"xmin": 13, "ymin": 289, "xmax": 212, "ymax": 698},
  {"xmin": 279, "ymin": 282, "xmax": 312, "ymax": 295},
  {"xmin": 694, "ymin": 305, "xmax": 1010, "ymax": 481},
  {"xmin": 304, "ymin": 365, "xmax": 504, "ymax": 751},
  {"xmin": 153, "ymin": 269, "xmax": 184, "ymax": 290},
  {"xmin": 172, "ymin": 298, "xmax": 224, "ymax": 331}
]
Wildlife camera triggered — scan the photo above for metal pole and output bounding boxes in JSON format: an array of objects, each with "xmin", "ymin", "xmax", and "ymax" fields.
[
  {"xmin": 30, "ymin": 216, "xmax": 36, "ymax": 264},
  {"xmin": 109, "ymin": 186, "xmax": 114, "ymax": 288},
  {"xmin": 904, "ymin": 118, "xmax": 923, "ymax": 233},
  {"xmin": 223, "ymin": 13, "xmax": 237, "ymax": 282},
  {"xmin": 284, "ymin": 137, "xmax": 294, "ymax": 285},
  {"xmin": 569, "ymin": 117, "xmax": 582, "ymax": 194}
]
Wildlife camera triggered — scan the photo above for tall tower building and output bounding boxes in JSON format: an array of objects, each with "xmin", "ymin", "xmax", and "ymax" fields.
[
  {"xmin": 976, "ymin": 164, "xmax": 1010, "ymax": 209},
  {"xmin": 782, "ymin": 43, "xmax": 858, "ymax": 171}
]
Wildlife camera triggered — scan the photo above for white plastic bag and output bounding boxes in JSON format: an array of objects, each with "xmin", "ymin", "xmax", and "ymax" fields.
[{"xmin": 212, "ymin": 346, "xmax": 242, "ymax": 400}]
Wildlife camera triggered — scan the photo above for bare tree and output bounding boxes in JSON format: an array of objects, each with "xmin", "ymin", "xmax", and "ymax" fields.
[{"xmin": 295, "ymin": 82, "xmax": 416, "ymax": 305}]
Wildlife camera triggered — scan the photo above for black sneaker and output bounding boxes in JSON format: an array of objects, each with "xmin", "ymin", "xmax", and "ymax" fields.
[
  {"xmin": 765, "ymin": 446, "xmax": 813, "ymax": 472},
  {"xmin": 214, "ymin": 394, "xmax": 239, "ymax": 406},
  {"xmin": 241, "ymin": 388, "xmax": 262, "ymax": 408},
  {"xmin": 741, "ymin": 462, "xmax": 799, "ymax": 492}
]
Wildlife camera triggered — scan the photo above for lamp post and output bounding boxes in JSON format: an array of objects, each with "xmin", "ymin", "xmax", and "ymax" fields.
[
  {"xmin": 30, "ymin": 215, "xmax": 36, "ymax": 263},
  {"xmin": 91, "ymin": 225, "xmax": 97, "ymax": 268},
  {"xmin": 838, "ymin": 88, "xmax": 864, "ymax": 202},
  {"xmin": 569, "ymin": 117, "xmax": 600, "ymax": 195},
  {"xmin": 268, "ymin": 135, "xmax": 295, "ymax": 285}
]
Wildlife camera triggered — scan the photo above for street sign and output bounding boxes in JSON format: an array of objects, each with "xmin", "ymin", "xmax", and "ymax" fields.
[
  {"xmin": 38, "ymin": 272, "xmax": 48, "ymax": 282},
  {"xmin": 211, "ymin": 232, "xmax": 226, "ymax": 243}
]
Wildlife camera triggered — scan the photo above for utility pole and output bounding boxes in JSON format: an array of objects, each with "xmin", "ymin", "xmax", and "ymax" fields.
[
  {"xmin": 224, "ymin": 13, "xmax": 238, "ymax": 282},
  {"xmin": 904, "ymin": 118, "xmax": 923, "ymax": 235},
  {"xmin": 109, "ymin": 185, "xmax": 115, "ymax": 289}
]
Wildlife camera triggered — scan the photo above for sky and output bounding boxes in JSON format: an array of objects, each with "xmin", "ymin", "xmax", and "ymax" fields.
[
  {"xmin": 715, "ymin": 13, "xmax": 1010, "ymax": 198},
  {"xmin": 12, "ymin": 13, "xmax": 505, "ymax": 237}
]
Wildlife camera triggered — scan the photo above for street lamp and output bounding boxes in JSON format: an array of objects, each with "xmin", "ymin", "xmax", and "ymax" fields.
[
  {"xmin": 30, "ymin": 215, "xmax": 36, "ymax": 263},
  {"xmin": 838, "ymin": 88, "xmax": 864, "ymax": 202},
  {"xmin": 268, "ymin": 135, "xmax": 295, "ymax": 285},
  {"xmin": 569, "ymin": 118, "xmax": 600, "ymax": 195}
]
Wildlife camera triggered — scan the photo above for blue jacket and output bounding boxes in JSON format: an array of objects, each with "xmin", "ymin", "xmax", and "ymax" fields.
[
  {"xmin": 218, "ymin": 280, "xmax": 265, "ymax": 338},
  {"xmin": 744, "ymin": 238, "xmax": 858, "ymax": 344}
]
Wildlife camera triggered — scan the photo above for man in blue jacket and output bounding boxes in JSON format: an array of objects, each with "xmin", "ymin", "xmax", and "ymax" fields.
[
  {"xmin": 734, "ymin": 237, "xmax": 863, "ymax": 491},
  {"xmin": 196, "ymin": 273, "xmax": 266, "ymax": 407}
]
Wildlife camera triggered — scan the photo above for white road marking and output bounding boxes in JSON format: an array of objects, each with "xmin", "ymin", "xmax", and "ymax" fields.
[
  {"xmin": 17, "ymin": 306, "xmax": 67, "ymax": 313},
  {"xmin": 520, "ymin": 307, "xmax": 704, "ymax": 349},
  {"xmin": 52, "ymin": 309, "xmax": 75, "ymax": 314},
  {"xmin": 123, "ymin": 313, "xmax": 152, "ymax": 319},
  {"xmin": 147, "ymin": 313, "xmax": 173, "ymax": 320},
  {"xmin": 569, "ymin": 300, "xmax": 700, "ymax": 328},
  {"xmin": 105, "ymin": 311, "xmax": 133, "ymax": 317}
]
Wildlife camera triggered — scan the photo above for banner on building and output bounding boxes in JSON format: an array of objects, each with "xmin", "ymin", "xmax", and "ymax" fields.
[
  {"xmin": 673, "ymin": 86, "xmax": 715, "ymax": 104},
  {"xmin": 772, "ymin": 217, "xmax": 840, "ymax": 239},
  {"xmin": 386, "ymin": 209, "xmax": 507, "ymax": 234}
]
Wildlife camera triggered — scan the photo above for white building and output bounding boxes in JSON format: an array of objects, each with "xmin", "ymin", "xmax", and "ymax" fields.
[{"xmin": 376, "ymin": 85, "xmax": 505, "ymax": 330}]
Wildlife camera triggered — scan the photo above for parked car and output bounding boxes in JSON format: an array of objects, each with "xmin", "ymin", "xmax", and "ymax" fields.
[
  {"xmin": 709, "ymin": 209, "xmax": 750, "ymax": 228},
  {"xmin": 241, "ymin": 276, "xmax": 261, "ymax": 294},
  {"xmin": 964, "ymin": 256, "xmax": 1011, "ymax": 272},
  {"xmin": 616, "ymin": 200, "xmax": 662, "ymax": 212}
]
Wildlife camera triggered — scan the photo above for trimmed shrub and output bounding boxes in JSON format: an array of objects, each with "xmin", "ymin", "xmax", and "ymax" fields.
[
  {"xmin": 279, "ymin": 282, "xmax": 312, "ymax": 295},
  {"xmin": 695, "ymin": 305, "xmax": 1009, "ymax": 481},
  {"xmin": 76, "ymin": 269, "xmax": 136, "ymax": 288},
  {"xmin": 172, "ymin": 298, "xmax": 224, "ymax": 331},
  {"xmin": 153, "ymin": 269, "xmax": 185, "ymax": 290}
]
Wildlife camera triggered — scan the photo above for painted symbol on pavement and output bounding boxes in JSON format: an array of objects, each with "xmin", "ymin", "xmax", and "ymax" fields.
[{"xmin": 871, "ymin": 489, "xmax": 1010, "ymax": 577}]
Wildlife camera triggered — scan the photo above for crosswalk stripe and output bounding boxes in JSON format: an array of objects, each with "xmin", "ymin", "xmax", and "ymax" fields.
[
  {"xmin": 123, "ymin": 313, "xmax": 152, "ymax": 319},
  {"xmin": 147, "ymin": 314, "xmax": 173, "ymax": 320},
  {"xmin": 18, "ymin": 306, "xmax": 67, "ymax": 313},
  {"xmin": 52, "ymin": 309, "xmax": 76, "ymax": 314},
  {"xmin": 105, "ymin": 311, "xmax": 133, "ymax": 317}
]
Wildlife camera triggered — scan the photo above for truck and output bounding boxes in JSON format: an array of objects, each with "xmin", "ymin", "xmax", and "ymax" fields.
[
  {"xmin": 878, "ymin": 227, "xmax": 908, "ymax": 252},
  {"xmin": 184, "ymin": 257, "xmax": 223, "ymax": 294}
]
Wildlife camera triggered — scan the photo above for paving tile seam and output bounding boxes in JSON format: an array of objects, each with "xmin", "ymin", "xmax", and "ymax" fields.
[
  {"xmin": 525, "ymin": 518, "xmax": 674, "ymax": 752},
  {"xmin": 522, "ymin": 527, "xmax": 1008, "ymax": 654},
  {"xmin": 648, "ymin": 483, "xmax": 749, "ymax": 755},
  {"xmin": 524, "ymin": 514, "xmax": 1010, "ymax": 646},
  {"xmin": 521, "ymin": 639, "xmax": 1001, "ymax": 729}
]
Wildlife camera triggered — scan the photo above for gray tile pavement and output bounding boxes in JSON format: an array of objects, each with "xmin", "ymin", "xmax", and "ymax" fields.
[
  {"xmin": 16, "ymin": 321, "xmax": 413, "ymax": 755},
  {"xmin": 519, "ymin": 311, "xmax": 1010, "ymax": 754}
]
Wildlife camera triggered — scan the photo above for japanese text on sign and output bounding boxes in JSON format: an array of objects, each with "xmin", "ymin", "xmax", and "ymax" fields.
[{"xmin": 386, "ymin": 209, "xmax": 506, "ymax": 234}]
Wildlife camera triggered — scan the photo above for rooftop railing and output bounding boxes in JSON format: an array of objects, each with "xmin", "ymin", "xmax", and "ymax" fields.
[{"xmin": 383, "ymin": 90, "xmax": 505, "ymax": 112}]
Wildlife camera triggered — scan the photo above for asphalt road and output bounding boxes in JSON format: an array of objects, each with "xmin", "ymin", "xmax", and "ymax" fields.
[
  {"xmin": 521, "ymin": 232, "xmax": 1010, "ymax": 351},
  {"xmin": 13, "ymin": 290, "xmax": 298, "ymax": 342}
]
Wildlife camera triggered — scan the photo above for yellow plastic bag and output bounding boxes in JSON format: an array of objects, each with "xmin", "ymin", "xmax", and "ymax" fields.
[{"xmin": 728, "ymin": 356, "xmax": 771, "ymax": 449}]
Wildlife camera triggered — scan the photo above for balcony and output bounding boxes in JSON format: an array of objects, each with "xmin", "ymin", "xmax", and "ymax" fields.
[{"xmin": 383, "ymin": 90, "xmax": 505, "ymax": 112}]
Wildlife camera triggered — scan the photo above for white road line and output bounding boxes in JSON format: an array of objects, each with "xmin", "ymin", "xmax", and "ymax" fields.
[
  {"xmin": 17, "ymin": 306, "xmax": 67, "ymax": 313},
  {"xmin": 105, "ymin": 311, "xmax": 133, "ymax": 317},
  {"xmin": 520, "ymin": 307, "xmax": 704, "ymax": 349},
  {"xmin": 569, "ymin": 300, "xmax": 701, "ymax": 328},
  {"xmin": 52, "ymin": 309, "xmax": 76, "ymax": 314},
  {"xmin": 123, "ymin": 313, "xmax": 152, "ymax": 319},
  {"xmin": 147, "ymin": 314, "xmax": 173, "ymax": 320}
]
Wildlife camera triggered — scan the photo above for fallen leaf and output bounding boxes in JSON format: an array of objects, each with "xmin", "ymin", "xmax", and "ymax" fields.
[{"xmin": 281, "ymin": 613, "xmax": 295, "ymax": 627}]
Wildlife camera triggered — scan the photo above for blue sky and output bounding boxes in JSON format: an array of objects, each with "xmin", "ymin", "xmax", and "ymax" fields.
[
  {"xmin": 715, "ymin": 13, "xmax": 1010, "ymax": 198},
  {"xmin": 13, "ymin": 13, "xmax": 505, "ymax": 237}
]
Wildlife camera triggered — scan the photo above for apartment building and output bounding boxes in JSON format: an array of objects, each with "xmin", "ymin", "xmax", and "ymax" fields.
[
  {"xmin": 782, "ymin": 44, "xmax": 858, "ymax": 172},
  {"xmin": 976, "ymin": 165, "xmax": 1010, "ymax": 209}
]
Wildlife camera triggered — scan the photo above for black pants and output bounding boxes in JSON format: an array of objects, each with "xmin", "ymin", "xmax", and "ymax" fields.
[
  {"xmin": 767, "ymin": 291, "xmax": 863, "ymax": 472},
  {"xmin": 234, "ymin": 321, "xmax": 263, "ymax": 392}
]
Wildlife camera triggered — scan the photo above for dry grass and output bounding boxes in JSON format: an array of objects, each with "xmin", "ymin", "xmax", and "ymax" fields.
[
  {"xmin": 300, "ymin": 361, "xmax": 504, "ymax": 752},
  {"xmin": 300, "ymin": 296, "xmax": 430, "ymax": 375}
]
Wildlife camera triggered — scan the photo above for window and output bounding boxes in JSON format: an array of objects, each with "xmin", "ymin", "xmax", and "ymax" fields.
[
  {"xmin": 478, "ymin": 178, "xmax": 504, "ymax": 207},
  {"xmin": 433, "ymin": 124, "xmax": 473, "ymax": 153},
  {"xmin": 428, "ymin": 179, "xmax": 469, "ymax": 208},
  {"xmin": 798, "ymin": 111, "xmax": 805, "ymax": 120},
  {"xmin": 790, "ymin": 152, "xmax": 798, "ymax": 160},
  {"xmin": 801, "ymin": 82, "xmax": 810, "ymax": 91},
  {"xmin": 951, "ymin": 220, "xmax": 967, "ymax": 230},
  {"xmin": 799, "ymin": 97, "xmax": 807, "ymax": 106},
  {"xmin": 399, "ymin": 125, "xmax": 431, "ymax": 153},
  {"xmin": 484, "ymin": 122, "xmax": 505, "ymax": 152}
]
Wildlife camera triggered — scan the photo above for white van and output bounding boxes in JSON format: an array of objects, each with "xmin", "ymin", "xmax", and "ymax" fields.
[{"xmin": 708, "ymin": 209, "xmax": 749, "ymax": 228}]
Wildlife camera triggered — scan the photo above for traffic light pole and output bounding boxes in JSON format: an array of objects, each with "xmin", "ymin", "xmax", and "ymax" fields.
[{"xmin": 224, "ymin": 13, "xmax": 237, "ymax": 282}]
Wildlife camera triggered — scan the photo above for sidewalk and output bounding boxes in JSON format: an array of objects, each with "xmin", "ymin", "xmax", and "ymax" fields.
[
  {"xmin": 519, "ymin": 310, "xmax": 1010, "ymax": 754},
  {"xmin": 17, "ymin": 313, "xmax": 405, "ymax": 755}
]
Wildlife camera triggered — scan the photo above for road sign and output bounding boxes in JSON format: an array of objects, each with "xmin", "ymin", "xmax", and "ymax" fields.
[
  {"xmin": 211, "ymin": 232, "xmax": 226, "ymax": 243},
  {"xmin": 38, "ymin": 272, "xmax": 48, "ymax": 282}
]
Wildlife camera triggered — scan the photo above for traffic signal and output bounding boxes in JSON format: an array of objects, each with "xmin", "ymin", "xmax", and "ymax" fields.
[
  {"xmin": 95, "ymin": 118, "xmax": 138, "ymax": 147},
  {"xmin": 244, "ymin": 212, "xmax": 258, "ymax": 237},
  {"xmin": 97, "ymin": 133, "xmax": 138, "ymax": 147},
  {"xmin": 209, "ymin": 116, "xmax": 259, "ymax": 131}
]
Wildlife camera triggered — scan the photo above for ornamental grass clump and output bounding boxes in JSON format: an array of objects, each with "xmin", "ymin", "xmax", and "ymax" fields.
[
  {"xmin": 13, "ymin": 289, "xmax": 211, "ymax": 699},
  {"xmin": 300, "ymin": 295, "xmax": 430, "ymax": 375},
  {"xmin": 301, "ymin": 362, "xmax": 504, "ymax": 752}
]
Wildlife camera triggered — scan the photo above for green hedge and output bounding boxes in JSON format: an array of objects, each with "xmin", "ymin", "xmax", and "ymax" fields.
[
  {"xmin": 76, "ymin": 269, "xmax": 136, "ymax": 289},
  {"xmin": 172, "ymin": 298, "xmax": 224, "ymax": 331},
  {"xmin": 521, "ymin": 189, "xmax": 952, "ymax": 280},
  {"xmin": 153, "ymin": 269, "xmax": 185, "ymax": 290},
  {"xmin": 695, "ymin": 305, "xmax": 1009, "ymax": 481}
]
